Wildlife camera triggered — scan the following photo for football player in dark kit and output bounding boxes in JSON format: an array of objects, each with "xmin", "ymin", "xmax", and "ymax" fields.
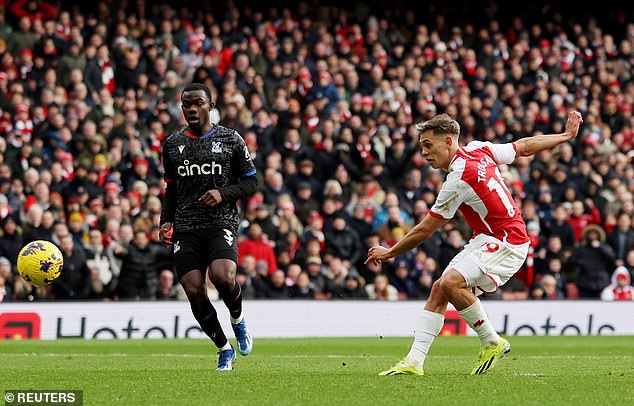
[{"xmin": 159, "ymin": 83, "xmax": 258, "ymax": 371}]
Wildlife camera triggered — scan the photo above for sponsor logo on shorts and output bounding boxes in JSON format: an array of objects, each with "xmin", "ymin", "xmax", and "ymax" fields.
[
  {"xmin": 481, "ymin": 242, "xmax": 499, "ymax": 253},
  {"xmin": 223, "ymin": 229, "xmax": 234, "ymax": 246}
]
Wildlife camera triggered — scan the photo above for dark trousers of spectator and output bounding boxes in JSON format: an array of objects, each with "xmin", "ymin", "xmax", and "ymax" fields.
[
  {"xmin": 578, "ymin": 287, "xmax": 602, "ymax": 299},
  {"xmin": 117, "ymin": 278, "xmax": 157, "ymax": 300}
]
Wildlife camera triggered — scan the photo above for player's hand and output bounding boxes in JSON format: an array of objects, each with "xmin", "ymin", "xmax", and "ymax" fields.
[
  {"xmin": 198, "ymin": 189, "xmax": 223, "ymax": 207},
  {"xmin": 159, "ymin": 222, "xmax": 173, "ymax": 247},
  {"xmin": 565, "ymin": 111, "xmax": 583, "ymax": 140},
  {"xmin": 365, "ymin": 245, "xmax": 391, "ymax": 266}
]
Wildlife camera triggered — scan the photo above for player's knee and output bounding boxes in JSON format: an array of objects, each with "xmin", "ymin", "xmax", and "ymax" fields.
[
  {"xmin": 182, "ymin": 282, "xmax": 206, "ymax": 302},
  {"xmin": 430, "ymin": 280, "xmax": 444, "ymax": 297},
  {"xmin": 439, "ymin": 271, "xmax": 465, "ymax": 294},
  {"xmin": 208, "ymin": 260, "xmax": 236, "ymax": 286},
  {"xmin": 427, "ymin": 281, "xmax": 447, "ymax": 307}
]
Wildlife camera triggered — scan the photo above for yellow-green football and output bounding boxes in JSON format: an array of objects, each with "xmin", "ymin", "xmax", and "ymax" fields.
[{"xmin": 17, "ymin": 240, "xmax": 64, "ymax": 287}]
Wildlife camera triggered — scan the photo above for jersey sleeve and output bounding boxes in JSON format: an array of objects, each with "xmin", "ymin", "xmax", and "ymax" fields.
[
  {"xmin": 429, "ymin": 171, "xmax": 465, "ymax": 220},
  {"xmin": 233, "ymin": 131, "xmax": 257, "ymax": 177},
  {"xmin": 485, "ymin": 141, "xmax": 516, "ymax": 165},
  {"xmin": 161, "ymin": 140, "xmax": 175, "ymax": 182}
]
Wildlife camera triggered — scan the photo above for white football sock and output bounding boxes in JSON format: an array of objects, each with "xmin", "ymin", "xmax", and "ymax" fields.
[
  {"xmin": 458, "ymin": 299, "xmax": 499, "ymax": 347},
  {"xmin": 405, "ymin": 310, "xmax": 445, "ymax": 370},
  {"xmin": 230, "ymin": 313, "xmax": 243, "ymax": 324},
  {"xmin": 219, "ymin": 342, "xmax": 232, "ymax": 351}
]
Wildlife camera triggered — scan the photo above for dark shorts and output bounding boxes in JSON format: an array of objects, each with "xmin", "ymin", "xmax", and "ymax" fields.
[{"xmin": 172, "ymin": 228, "xmax": 238, "ymax": 279}]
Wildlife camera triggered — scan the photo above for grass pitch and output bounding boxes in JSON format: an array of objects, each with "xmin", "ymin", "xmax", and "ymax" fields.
[{"xmin": 1, "ymin": 336, "xmax": 633, "ymax": 405}]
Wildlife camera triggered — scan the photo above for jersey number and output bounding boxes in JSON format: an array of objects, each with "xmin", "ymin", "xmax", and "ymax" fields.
[{"xmin": 486, "ymin": 172, "xmax": 515, "ymax": 217}]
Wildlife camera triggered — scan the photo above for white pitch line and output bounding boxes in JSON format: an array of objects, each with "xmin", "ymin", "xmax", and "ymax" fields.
[{"xmin": 0, "ymin": 353, "xmax": 631, "ymax": 359}]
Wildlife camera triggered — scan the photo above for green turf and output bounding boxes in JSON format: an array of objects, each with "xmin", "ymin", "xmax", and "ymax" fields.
[{"xmin": 1, "ymin": 336, "xmax": 633, "ymax": 405}]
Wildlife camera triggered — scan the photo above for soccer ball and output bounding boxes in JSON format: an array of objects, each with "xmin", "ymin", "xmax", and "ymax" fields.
[{"xmin": 17, "ymin": 240, "xmax": 64, "ymax": 287}]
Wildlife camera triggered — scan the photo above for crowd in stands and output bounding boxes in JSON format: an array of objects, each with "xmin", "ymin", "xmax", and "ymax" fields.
[{"xmin": 0, "ymin": 0, "xmax": 633, "ymax": 302}]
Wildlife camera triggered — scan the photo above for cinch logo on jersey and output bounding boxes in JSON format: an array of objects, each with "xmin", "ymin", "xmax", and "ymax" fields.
[{"xmin": 177, "ymin": 160, "xmax": 222, "ymax": 176}]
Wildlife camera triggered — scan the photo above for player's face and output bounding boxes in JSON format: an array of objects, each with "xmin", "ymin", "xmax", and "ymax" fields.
[
  {"xmin": 181, "ymin": 90, "xmax": 214, "ymax": 129},
  {"xmin": 419, "ymin": 131, "xmax": 452, "ymax": 170}
]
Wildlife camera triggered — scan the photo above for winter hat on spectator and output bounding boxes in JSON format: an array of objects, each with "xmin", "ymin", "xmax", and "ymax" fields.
[
  {"xmin": 133, "ymin": 156, "xmax": 149, "ymax": 168},
  {"xmin": 526, "ymin": 220, "xmax": 540, "ymax": 235},
  {"xmin": 297, "ymin": 181, "xmax": 312, "ymax": 190},
  {"xmin": 94, "ymin": 154, "xmax": 107, "ymax": 165},
  {"xmin": 247, "ymin": 195, "xmax": 263, "ymax": 207},
  {"xmin": 582, "ymin": 224, "xmax": 606, "ymax": 242},
  {"xmin": 16, "ymin": 104, "xmax": 29, "ymax": 115},
  {"xmin": 127, "ymin": 191, "xmax": 142, "ymax": 202},
  {"xmin": 307, "ymin": 256, "xmax": 322, "ymax": 265},
  {"xmin": 280, "ymin": 201, "xmax": 295, "ymax": 212},
  {"xmin": 104, "ymin": 182, "xmax": 120, "ymax": 194},
  {"xmin": 68, "ymin": 211, "xmax": 85, "ymax": 224},
  {"xmin": 307, "ymin": 212, "xmax": 324, "ymax": 225}
]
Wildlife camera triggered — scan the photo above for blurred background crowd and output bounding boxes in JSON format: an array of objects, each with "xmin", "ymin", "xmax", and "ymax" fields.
[{"xmin": 0, "ymin": 0, "xmax": 633, "ymax": 302}]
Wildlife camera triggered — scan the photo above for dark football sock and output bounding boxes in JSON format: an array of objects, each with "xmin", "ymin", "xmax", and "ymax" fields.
[
  {"xmin": 193, "ymin": 301, "xmax": 228, "ymax": 348},
  {"xmin": 219, "ymin": 282, "xmax": 243, "ymax": 321}
]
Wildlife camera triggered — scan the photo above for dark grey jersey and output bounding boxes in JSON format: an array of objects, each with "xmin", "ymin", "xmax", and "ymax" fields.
[{"xmin": 161, "ymin": 125, "xmax": 256, "ymax": 233}]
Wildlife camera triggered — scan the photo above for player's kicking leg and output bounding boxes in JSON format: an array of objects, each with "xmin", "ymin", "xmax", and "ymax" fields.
[
  {"xmin": 209, "ymin": 259, "xmax": 253, "ymax": 356},
  {"xmin": 379, "ymin": 281, "xmax": 448, "ymax": 376},
  {"xmin": 471, "ymin": 336, "xmax": 511, "ymax": 375},
  {"xmin": 441, "ymin": 270, "xmax": 510, "ymax": 375}
]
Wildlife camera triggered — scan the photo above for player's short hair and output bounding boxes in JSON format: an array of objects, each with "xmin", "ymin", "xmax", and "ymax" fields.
[
  {"xmin": 416, "ymin": 114, "xmax": 460, "ymax": 139},
  {"xmin": 181, "ymin": 83, "xmax": 212, "ymax": 102}
]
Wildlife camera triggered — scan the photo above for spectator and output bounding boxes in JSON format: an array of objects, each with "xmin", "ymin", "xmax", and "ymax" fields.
[
  {"xmin": 84, "ymin": 227, "xmax": 113, "ymax": 296},
  {"xmin": 567, "ymin": 225, "xmax": 615, "ymax": 299},
  {"xmin": 529, "ymin": 281, "xmax": 546, "ymax": 300},
  {"xmin": 289, "ymin": 272, "xmax": 316, "ymax": 299},
  {"xmin": 437, "ymin": 229, "xmax": 465, "ymax": 271},
  {"xmin": 540, "ymin": 274, "xmax": 564, "ymax": 300},
  {"xmin": 0, "ymin": 256, "xmax": 13, "ymax": 301},
  {"xmin": 52, "ymin": 234, "xmax": 89, "ymax": 299},
  {"xmin": 156, "ymin": 269, "xmax": 178, "ymax": 300},
  {"xmin": 263, "ymin": 269, "xmax": 289, "ymax": 299},
  {"xmin": 0, "ymin": 216, "xmax": 23, "ymax": 266},
  {"xmin": 238, "ymin": 222, "xmax": 278, "ymax": 274},
  {"xmin": 377, "ymin": 204, "xmax": 413, "ymax": 247},
  {"xmin": 293, "ymin": 182, "xmax": 319, "ymax": 224},
  {"xmin": 305, "ymin": 256, "xmax": 329, "ymax": 298},
  {"xmin": 115, "ymin": 230, "xmax": 168, "ymax": 300},
  {"xmin": 324, "ymin": 212, "xmax": 363, "ymax": 267},
  {"xmin": 567, "ymin": 200, "xmax": 602, "ymax": 244},
  {"xmin": 389, "ymin": 260, "xmax": 417, "ymax": 299},
  {"xmin": 331, "ymin": 275, "xmax": 369, "ymax": 300},
  {"xmin": 600, "ymin": 266, "xmax": 634, "ymax": 301},
  {"xmin": 365, "ymin": 273, "xmax": 398, "ymax": 301},
  {"xmin": 546, "ymin": 205, "xmax": 576, "ymax": 250},
  {"xmin": 606, "ymin": 212, "xmax": 634, "ymax": 266}
]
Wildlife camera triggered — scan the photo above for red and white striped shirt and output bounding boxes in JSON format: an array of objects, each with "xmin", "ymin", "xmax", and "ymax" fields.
[{"xmin": 429, "ymin": 141, "xmax": 529, "ymax": 245}]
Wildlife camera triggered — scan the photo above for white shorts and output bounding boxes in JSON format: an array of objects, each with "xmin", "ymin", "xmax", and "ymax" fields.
[{"xmin": 445, "ymin": 234, "xmax": 529, "ymax": 295}]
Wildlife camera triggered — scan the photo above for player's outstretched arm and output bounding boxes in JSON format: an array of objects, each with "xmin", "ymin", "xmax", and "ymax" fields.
[
  {"xmin": 365, "ymin": 214, "xmax": 447, "ymax": 265},
  {"xmin": 514, "ymin": 111, "xmax": 583, "ymax": 158}
]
